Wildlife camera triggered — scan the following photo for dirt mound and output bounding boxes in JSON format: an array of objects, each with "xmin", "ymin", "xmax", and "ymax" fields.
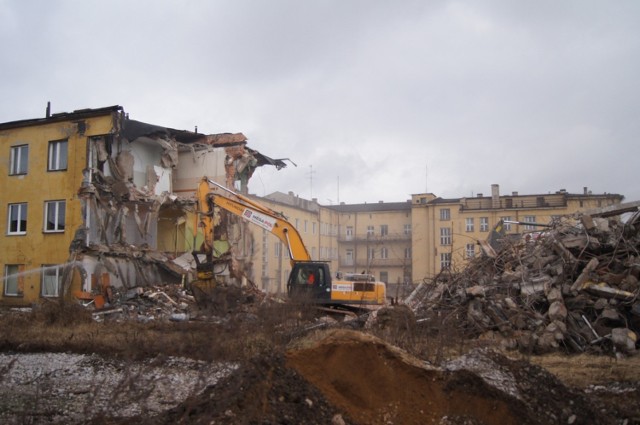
[
  {"xmin": 286, "ymin": 329, "xmax": 612, "ymax": 425},
  {"xmin": 150, "ymin": 352, "xmax": 348, "ymax": 425}
]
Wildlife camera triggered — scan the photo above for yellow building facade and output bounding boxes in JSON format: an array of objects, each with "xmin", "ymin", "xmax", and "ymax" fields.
[
  {"xmin": 0, "ymin": 107, "xmax": 119, "ymax": 305},
  {"xmin": 411, "ymin": 184, "xmax": 624, "ymax": 282}
]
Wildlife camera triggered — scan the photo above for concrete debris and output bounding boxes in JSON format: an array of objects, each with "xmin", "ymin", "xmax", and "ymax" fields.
[{"xmin": 407, "ymin": 210, "xmax": 640, "ymax": 355}]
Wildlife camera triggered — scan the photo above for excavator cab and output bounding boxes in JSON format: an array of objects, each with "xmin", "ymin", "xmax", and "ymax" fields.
[{"xmin": 287, "ymin": 262, "xmax": 332, "ymax": 303}]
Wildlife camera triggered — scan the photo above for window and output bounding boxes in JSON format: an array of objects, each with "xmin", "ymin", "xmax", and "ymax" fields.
[
  {"xmin": 10, "ymin": 145, "xmax": 28, "ymax": 175},
  {"xmin": 404, "ymin": 224, "xmax": 411, "ymax": 235},
  {"xmin": 440, "ymin": 253, "xmax": 451, "ymax": 270},
  {"xmin": 345, "ymin": 249, "xmax": 354, "ymax": 265},
  {"xmin": 440, "ymin": 227, "xmax": 451, "ymax": 245},
  {"xmin": 524, "ymin": 215, "xmax": 536, "ymax": 230},
  {"xmin": 466, "ymin": 243, "xmax": 476, "ymax": 259},
  {"xmin": 312, "ymin": 222, "xmax": 316, "ymax": 235},
  {"xmin": 274, "ymin": 242, "xmax": 281, "ymax": 258},
  {"xmin": 380, "ymin": 225, "xmax": 388, "ymax": 236},
  {"xmin": 311, "ymin": 247, "xmax": 316, "ymax": 259},
  {"xmin": 295, "ymin": 218, "xmax": 299, "ymax": 229},
  {"xmin": 367, "ymin": 225, "xmax": 374, "ymax": 237},
  {"xmin": 42, "ymin": 265, "xmax": 62, "ymax": 297},
  {"xmin": 367, "ymin": 247, "xmax": 375, "ymax": 259},
  {"xmin": 404, "ymin": 247, "xmax": 412, "ymax": 259},
  {"xmin": 465, "ymin": 218, "xmax": 474, "ymax": 232},
  {"xmin": 440, "ymin": 208, "xmax": 450, "ymax": 220},
  {"xmin": 304, "ymin": 220, "xmax": 308, "ymax": 233},
  {"xmin": 346, "ymin": 226, "xmax": 354, "ymax": 240},
  {"xmin": 8, "ymin": 203, "xmax": 27, "ymax": 235},
  {"xmin": 48, "ymin": 140, "xmax": 68, "ymax": 171},
  {"xmin": 44, "ymin": 200, "xmax": 66, "ymax": 232},
  {"xmin": 380, "ymin": 247, "xmax": 388, "ymax": 259},
  {"xmin": 379, "ymin": 271, "xmax": 388, "ymax": 283},
  {"xmin": 501, "ymin": 216, "xmax": 512, "ymax": 231},
  {"xmin": 480, "ymin": 217, "xmax": 489, "ymax": 232},
  {"xmin": 4, "ymin": 264, "xmax": 24, "ymax": 296}
]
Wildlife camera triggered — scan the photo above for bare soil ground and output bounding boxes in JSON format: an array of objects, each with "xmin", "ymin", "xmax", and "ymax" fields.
[{"xmin": 1, "ymin": 301, "xmax": 640, "ymax": 424}]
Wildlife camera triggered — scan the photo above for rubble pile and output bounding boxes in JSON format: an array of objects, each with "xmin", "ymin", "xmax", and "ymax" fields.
[{"xmin": 408, "ymin": 204, "xmax": 640, "ymax": 355}]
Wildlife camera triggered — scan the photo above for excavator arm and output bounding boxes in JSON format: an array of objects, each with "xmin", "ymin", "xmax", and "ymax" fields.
[{"xmin": 196, "ymin": 177, "xmax": 311, "ymax": 264}]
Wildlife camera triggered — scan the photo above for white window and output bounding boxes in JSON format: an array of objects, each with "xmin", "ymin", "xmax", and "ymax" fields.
[
  {"xmin": 404, "ymin": 247, "xmax": 412, "ymax": 259},
  {"xmin": 345, "ymin": 249, "xmax": 354, "ymax": 265},
  {"xmin": 367, "ymin": 247, "xmax": 375, "ymax": 259},
  {"xmin": 440, "ymin": 253, "xmax": 451, "ymax": 270},
  {"xmin": 44, "ymin": 200, "xmax": 65, "ymax": 232},
  {"xmin": 312, "ymin": 222, "xmax": 316, "ymax": 235},
  {"xmin": 440, "ymin": 227, "xmax": 451, "ymax": 245},
  {"xmin": 501, "ymin": 216, "xmax": 512, "ymax": 231},
  {"xmin": 10, "ymin": 145, "xmax": 28, "ymax": 175},
  {"xmin": 8, "ymin": 203, "xmax": 27, "ymax": 235},
  {"xmin": 295, "ymin": 218, "xmax": 299, "ymax": 229},
  {"xmin": 274, "ymin": 242, "xmax": 281, "ymax": 258},
  {"xmin": 311, "ymin": 247, "xmax": 316, "ymax": 259},
  {"xmin": 380, "ymin": 225, "xmax": 388, "ymax": 236},
  {"xmin": 381, "ymin": 247, "xmax": 388, "ymax": 259},
  {"xmin": 440, "ymin": 208, "xmax": 450, "ymax": 221},
  {"xmin": 480, "ymin": 217, "xmax": 489, "ymax": 232},
  {"xmin": 367, "ymin": 225, "xmax": 374, "ymax": 237},
  {"xmin": 304, "ymin": 220, "xmax": 308, "ymax": 233},
  {"xmin": 41, "ymin": 265, "xmax": 62, "ymax": 297},
  {"xmin": 48, "ymin": 140, "xmax": 68, "ymax": 171},
  {"xmin": 466, "ymin": 243, "xmax": 475, "ymax": 259},
  {"xmin": 346, "ymin": 226, "xmax": 354, "ymax": 240},
  {"xmin": 4, "ymin": 264, "xmax": 24, "ymax": 296},
  {"xmin": 465, "ymin": 218, "xmax": 474, "ymax": 232},
  {"xmin": 524, "ymin": 215, "xmax": 536, "ymax": 230},
  {"xmin": 404, "ymin": 224, "xmax": 411, "ymax": 235}
]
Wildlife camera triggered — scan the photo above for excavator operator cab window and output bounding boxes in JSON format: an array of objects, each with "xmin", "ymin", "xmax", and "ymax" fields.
[{"xmin": 297, "ymin": 268, "xmax": 316, "ymax": 285}]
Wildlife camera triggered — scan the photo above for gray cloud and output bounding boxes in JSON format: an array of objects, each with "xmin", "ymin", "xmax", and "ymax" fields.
[{"xmin": 1, "ymin": 0, "xmax": 638, "ymax": 204}]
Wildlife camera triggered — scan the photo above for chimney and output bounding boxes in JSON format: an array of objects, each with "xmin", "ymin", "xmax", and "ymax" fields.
[
  {"xmin": 491, "ymin": 184, "xmax": 500, "ymax": 209},
  {"xmin": 584, "ymin": 186, "xmax": 588, "ymax": 195},
  {"xmin": 46, "ymin": 101, "xmax": 51, "ymax": 118},
  {"xmin": 512, "ymin": 191, "xmax": 518, "ymax": 196},
  {"xmin": 378, "ymin": 200, "xmax": 383, "ymax": 203},
  {"xmin": 477, "ymin": 193, "xmax": 483, "ymax": 198}
]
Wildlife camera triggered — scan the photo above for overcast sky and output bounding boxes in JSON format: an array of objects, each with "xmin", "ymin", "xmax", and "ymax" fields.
[{"xmin": 2, "ymin": 1, "xmax": 638, "ymax": 204}]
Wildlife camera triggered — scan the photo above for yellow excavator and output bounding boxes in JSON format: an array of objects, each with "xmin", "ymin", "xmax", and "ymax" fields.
[{"xmin": 192, "ymin": 177, "xmax": 386, "ymax": 311}]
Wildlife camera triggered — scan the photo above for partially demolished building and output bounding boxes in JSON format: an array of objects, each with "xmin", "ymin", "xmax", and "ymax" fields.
[{"xmin": 0, "ymin": 105, "xmax": 287, "ymax": 306}]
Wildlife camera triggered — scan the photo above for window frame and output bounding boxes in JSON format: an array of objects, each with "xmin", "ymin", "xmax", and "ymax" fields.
[
  {"xmin": 440, "ymin": 208, "xmax": 451, "ymax": 221},
  {"xmin": 4, "ymin": 264, "xmax": 25, "ymax": 296},
  {"xmin": 48, "ymin": 139, "xmax": 68, "ymax": 171},
  {"xmin": 7, "ymin": 203, "xmax": 28, "ymax": 235},
  {"xmin": 440, "ymin": 253, "xmax": 451, "ymax": 270},
  {"xmin": 44, "ymin": 200, "xmax": 66, "ymax": 233},
  {"xmin": 9, "ymin": 144, "xmax": 29, "ymax": 175},
  {"xmin": 466, "ymin": 243, "xmax": 476, "ymax": 259},
  {"xmin": 465, "ymin": 217, "xmax": 474, "ymax": 232},
  {"xmin": 524, "ymin": 215, "xmax": 536, "ymax": 230},
  {"xmin": 380, "ymin": 224, "xmax": 388, "ymax": 237},
  {"xmin": 501, "ymin": 216, "xmax": 512, "ymax": 231},
  {"xmin": 41, "ymin": 264, "xmax": 62, "ymax": 297},
  {"xmin": 480, "ymin": 217, "xmax": 489, "ymax": 232},
  {"xmin": 439, "ymin": 227, "xmax": 451, "ymax": 245},
  {"xmin": 380, "ymin": 247, "xmax": 388, "ymax": 259},
  {"xmin": 366, "ymin": 225, "xmax": 374, "ymax": 237},
  {"xmin": 404, "ymin": 224, "xmax": 411, "ymax": 235}
]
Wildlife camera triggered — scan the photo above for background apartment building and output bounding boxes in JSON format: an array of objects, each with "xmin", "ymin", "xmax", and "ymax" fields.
[
  {"xmin": 411, "ymin": 184, "xmax": 624, "ymax": 281},
  {"xmin": 247, "ymin": 194, "xmax": 413, "ymax": 298}
]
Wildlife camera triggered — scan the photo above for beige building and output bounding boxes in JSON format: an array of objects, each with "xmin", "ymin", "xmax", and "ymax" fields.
[
  {"xmin": 247, "ymin": 193, "xmax": 413, "ymax": 297},
  {"xmin": 411, "ymin": 184, "xmax": 624, "ymax": 281}
]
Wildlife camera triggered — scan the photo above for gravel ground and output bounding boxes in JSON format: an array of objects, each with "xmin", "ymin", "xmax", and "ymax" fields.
[{"xmin": 0, "ymin": 352, "xmax": 236, "ymax": 424}]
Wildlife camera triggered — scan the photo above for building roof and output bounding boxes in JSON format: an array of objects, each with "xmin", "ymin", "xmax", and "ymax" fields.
[
  {"xmin": 328, "ymin": 201, "xmax": 412, "ymax": 213},
  {"xmin": 0, "ymin": 105, "xmax": 123, "ymax": 130}
]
